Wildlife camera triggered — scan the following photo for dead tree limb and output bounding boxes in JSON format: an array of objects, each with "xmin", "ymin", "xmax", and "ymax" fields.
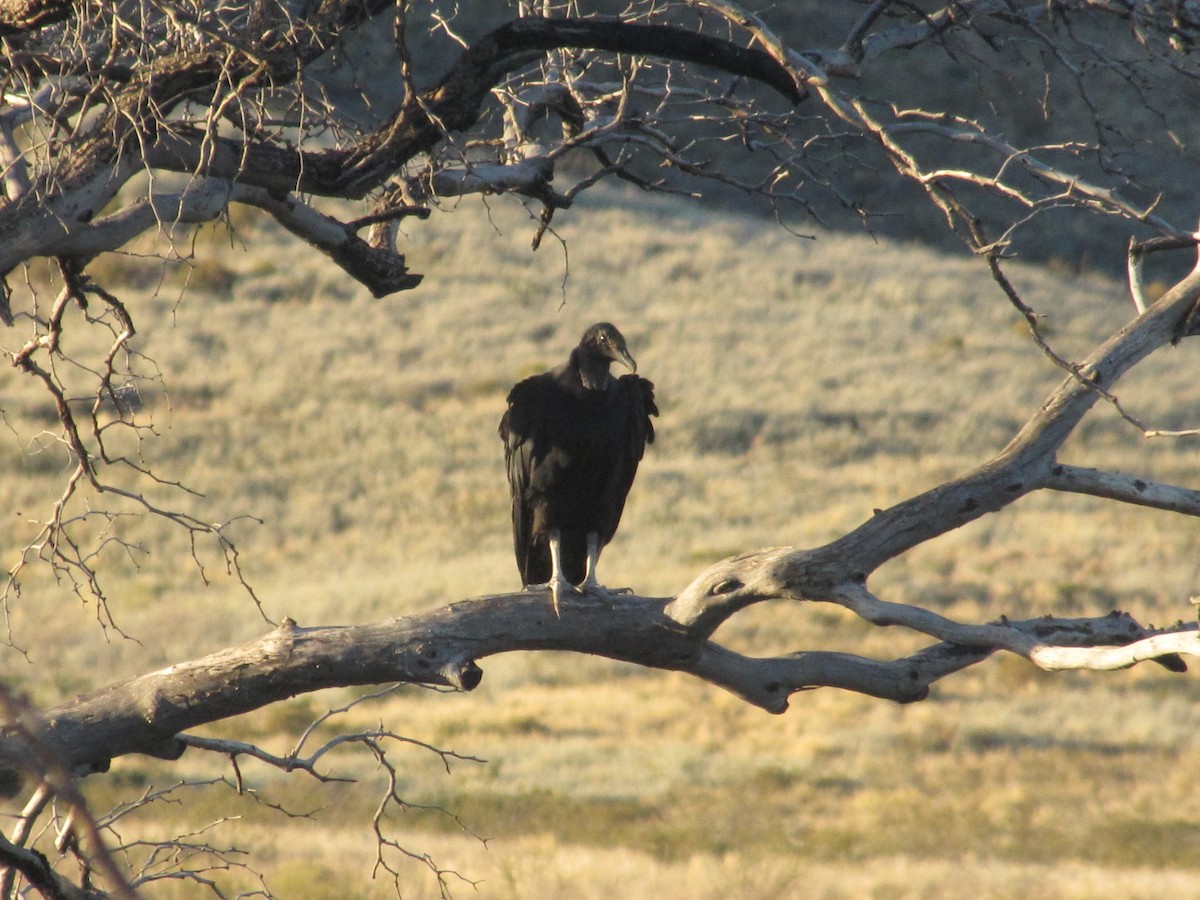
[{"xmin": 0, "ymin": 589, "xmax": 1191, "ymax": 794}]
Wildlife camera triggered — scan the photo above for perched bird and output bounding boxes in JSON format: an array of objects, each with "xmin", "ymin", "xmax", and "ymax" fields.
[{"xmin": 499, "ymin": 323, "xmax": 657, "ymax": 614}]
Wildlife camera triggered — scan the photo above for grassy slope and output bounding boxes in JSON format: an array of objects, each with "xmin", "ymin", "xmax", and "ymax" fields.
[{"xmin": 3, "ymin": 186, "xmax": 1200, "ymax": 897}]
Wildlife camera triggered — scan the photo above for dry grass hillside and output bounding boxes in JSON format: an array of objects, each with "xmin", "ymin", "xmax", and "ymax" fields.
[{"xmin": 3, "ymin": 186, "xmax": 1200, "ymax": 897}]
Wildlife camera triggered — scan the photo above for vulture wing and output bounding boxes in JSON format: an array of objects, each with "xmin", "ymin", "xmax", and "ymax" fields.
[
  {"xmin": 597, "ymin": 373, "xmax": 657, "ymax": 545},
  {"xmin": 499, "ymin": 375, "xmax": 551, "ymax": 584}
]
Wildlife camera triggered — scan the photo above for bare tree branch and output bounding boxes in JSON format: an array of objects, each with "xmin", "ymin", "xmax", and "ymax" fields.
[
  {"xmin": 1043, "ymin": 464, "xmax": 1200, "ymax": 515},
  {"xmin": 0, "ymin": 831, "xmax": 89, "ymax": 900},
  {"xmin": 0, "ymin": 583, "xmax": 1193, "ymax": 793},
  {"xmin": 0, "ymin": 687, "xmax": 137, "ymax": 899}
]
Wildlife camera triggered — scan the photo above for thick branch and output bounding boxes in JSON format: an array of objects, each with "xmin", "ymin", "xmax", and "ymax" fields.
[
  {"xmin": 146, "ymin": 17, "xmax": 803, "ymax": 199},
  {"xmin": 0, "ymin": 595, "xmax": 677, "ymax": 788},
  {"xmin": 795, "ymin": 264, "xmax": 1200, "ymax": 581},
  {"xmin": 0, "ymin": 833, "xmax": 88, "ymax": 899},
  {"xmin": 232, "ymin": 186, "xmax": 424, "ymax": 296},
  {"xmin": 1, "ymin": 14, "xmax": 803, "ymax": 281},
  {"xmin": 0, "ymin": 587, "xmax": 1191, "ymax": 790},
  {"xmin": 694, "ymin": 610, "xmax": 1196, "ymax": 711},
  {"xmin": 655, "ymin": 264, "xmax": 1200, "ymax": 651}
]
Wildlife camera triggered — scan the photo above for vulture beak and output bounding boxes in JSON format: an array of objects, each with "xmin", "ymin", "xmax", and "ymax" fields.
[{"xmin": 615, "ymin": 345, "xmax": 637, "ymax": 374}]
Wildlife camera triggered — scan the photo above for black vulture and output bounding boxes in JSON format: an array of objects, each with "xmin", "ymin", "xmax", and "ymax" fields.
[{"xmin": 499, "ymin": 323, "xmax": 657, "ymax": 613}]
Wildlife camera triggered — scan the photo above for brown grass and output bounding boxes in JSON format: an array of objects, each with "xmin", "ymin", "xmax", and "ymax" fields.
[{"xmin": 3, "ymin": 185, "xmax": 1200, "ymax": 896}]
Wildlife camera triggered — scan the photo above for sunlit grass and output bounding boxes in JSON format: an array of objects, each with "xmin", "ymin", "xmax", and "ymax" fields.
[{"xmin": 4, "ymin": 184, "xmax": 1200, "ymax": 896}]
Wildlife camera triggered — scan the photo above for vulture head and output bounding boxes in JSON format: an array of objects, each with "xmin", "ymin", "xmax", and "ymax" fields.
[{"xmin": 575, "ymin": 322, "xmax": 637, "ymax": 388}]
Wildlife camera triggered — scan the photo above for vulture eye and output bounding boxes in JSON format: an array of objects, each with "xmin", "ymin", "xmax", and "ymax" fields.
[{"xmin": 711, "ymin": 578, "xmax": 742, "ymax": 596}]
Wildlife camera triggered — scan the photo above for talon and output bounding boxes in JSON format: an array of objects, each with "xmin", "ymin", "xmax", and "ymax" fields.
[{"xmin": 549, "ymin": 575, "xmax": 576, "ymax": 618}]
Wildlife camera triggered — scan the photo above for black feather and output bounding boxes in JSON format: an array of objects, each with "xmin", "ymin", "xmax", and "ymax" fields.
[{"xmin": 499, "ymin": 323, "xmax": 657, "ymax": 586}]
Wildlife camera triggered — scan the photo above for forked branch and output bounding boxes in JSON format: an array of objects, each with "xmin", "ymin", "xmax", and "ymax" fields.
[{"xmin": 0, "ymin": 585, "xmax": 1192, "ymax": 794}]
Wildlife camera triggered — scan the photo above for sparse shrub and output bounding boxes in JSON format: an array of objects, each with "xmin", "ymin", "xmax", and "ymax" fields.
[
  {"xmin": 683, "ymin": 408, "xmax": 767, "ymax": 455},
  {"xmin": 270, "ymin": 862, "xmax": 367, "ymax": 900},
  {"xmin": 258, "ymin": 696, "xmax": 324, "ymax": 737},
  {"xmin": 87, "ymin": 252, "xmax": 170, "ymax": 291},
  {"xmin": 177, "ymin": 258, "xmax": 238, "ymax": 296}
]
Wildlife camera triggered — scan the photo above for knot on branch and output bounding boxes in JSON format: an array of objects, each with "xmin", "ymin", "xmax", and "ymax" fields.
[
  {"xmin": 664, "ymin": 547, "xmax": 797, "ymax": 636},
  {"xmin": 0, "ymin": 763, "xmax": 22, "ymax": 799},
  {"xmin": 450, "ymin": 660, "xmax": 483, "ymax": 692},
  {"xmin": 406, "ymin": 640, "xmax": 482, "ymax": 691}
]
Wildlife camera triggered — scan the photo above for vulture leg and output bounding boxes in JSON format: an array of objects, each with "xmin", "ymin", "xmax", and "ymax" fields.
[
  {"xmin": 546, "ymin": 530, "xmax": 575, "ymax": 617},
  {"xmin": 580, "ymin": 532, "xmax": 602, "ymax": 593}
]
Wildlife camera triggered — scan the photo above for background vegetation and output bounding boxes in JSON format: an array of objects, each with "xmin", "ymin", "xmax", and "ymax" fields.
[{"xmin": 3, "ymin": 184, "xmax": 1200, "ymax": 897}]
